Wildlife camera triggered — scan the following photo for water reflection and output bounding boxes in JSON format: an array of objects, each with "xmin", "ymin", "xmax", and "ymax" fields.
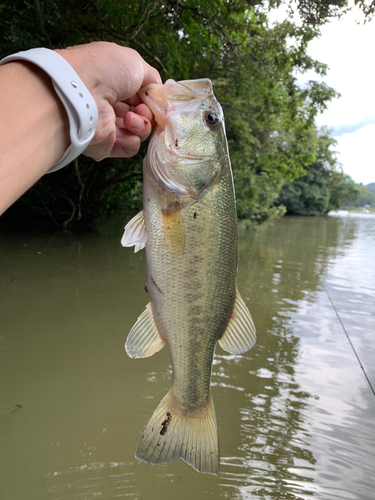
[
  {"xmin": 0, "ymin": 215, "xmax": 374, "ymax": 499},
  {"xmin": 227, "ymin": 215, "xmax": 375, "ymax": 500}
]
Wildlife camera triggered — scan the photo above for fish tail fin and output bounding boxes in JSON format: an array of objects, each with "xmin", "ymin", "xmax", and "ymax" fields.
[{"xmin": 135, "ymin": 389, "xmax": 219, "ymax": 475}]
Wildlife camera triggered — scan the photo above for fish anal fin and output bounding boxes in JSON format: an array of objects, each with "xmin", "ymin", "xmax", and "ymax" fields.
[
  {"xmin": 162, "ymin": 202, "xmax": 185, "ymax": 256},
  {"xmin": 136, "ymin": 389, "xmax": 219, "ymax": 475},
  {"xmin": 218, "ymin": 290, "xmax": 256, "ymax": 355},
  {"xmin": 125, "ymin": 303, "xmax": 166, "ymax": 358},
  {"xmin": 121, "ymin": 210, "xmax": 147, "ymax": 253}
]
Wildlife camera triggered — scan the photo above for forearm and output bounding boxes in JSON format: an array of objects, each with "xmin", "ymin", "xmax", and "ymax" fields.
[
  {"xmin": 0, "ymin": 61, "xmax": 69, "ymax": 215},
  {"xmin": 0, "ymin": 42, "xmax": 161, "ymax": 217}
]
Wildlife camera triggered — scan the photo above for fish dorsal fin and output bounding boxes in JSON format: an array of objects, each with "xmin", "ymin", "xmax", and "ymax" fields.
[
  {"xmin": 121, "ymin": 210, "xmax": 147, "ymax": 253},
  {"xmin": 126, "ymin": 303, "xmax": 166, "ymax": 358},
  {"xmin": 218, "ymin": 290, "xmax": 256, "ymax": 354}
]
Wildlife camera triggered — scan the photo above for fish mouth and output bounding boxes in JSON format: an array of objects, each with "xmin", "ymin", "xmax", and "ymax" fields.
[
  {"xmin": 139, "ymin": 79, "xmax": 214, "ymax": 130},
  {"xmin": 138, "ymin": 79, "xmax": 209, "ymax": 164}
]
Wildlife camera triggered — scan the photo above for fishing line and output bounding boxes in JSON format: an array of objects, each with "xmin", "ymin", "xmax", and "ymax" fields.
[{"xmin": 324, "ymin": 283, "xmax": 375, "ymax": 397}]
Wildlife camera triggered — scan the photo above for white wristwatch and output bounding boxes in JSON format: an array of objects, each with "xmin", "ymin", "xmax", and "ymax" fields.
[{"xmin": 0, "ymin": 48, "xmax": 98, "ymax": 173}]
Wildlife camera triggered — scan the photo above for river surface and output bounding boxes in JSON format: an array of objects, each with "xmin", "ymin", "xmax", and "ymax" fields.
[{"xmin": 0, "ymin": 212, "xmax": 374, "ymax": 500}]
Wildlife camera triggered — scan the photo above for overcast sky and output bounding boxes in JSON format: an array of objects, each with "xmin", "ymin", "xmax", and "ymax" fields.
[{"xmin": 272, "ymin": 1, "xmax": 375, "ymax": 185}]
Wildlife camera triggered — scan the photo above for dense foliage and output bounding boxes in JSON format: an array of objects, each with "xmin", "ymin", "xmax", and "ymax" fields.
[
  {"xmin": 353, "ymin": 184, "xmax": 375, "ymax": 207},
  {"xmin": 275, "ymin": 130, "xmax": 360, "ymax": 215},
  {"xmin": 0, "ymin": 0, "xmax": 349, "ymax": 229}
]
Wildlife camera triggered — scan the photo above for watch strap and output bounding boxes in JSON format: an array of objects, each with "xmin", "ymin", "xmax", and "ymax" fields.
[{"xmin": 0, "ymin": 48, "xmax": 98, "ymax": 173}]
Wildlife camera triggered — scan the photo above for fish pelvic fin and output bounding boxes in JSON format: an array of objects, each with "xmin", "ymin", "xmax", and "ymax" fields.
[
  {"xmin": 135, "ymin": 389, "xmax": 219, "ymax": 476},
  {"xmin": 218, "ymin": 289, "xmax": 256, "ymax": 354},
  {"xmin": 125, "ymin": 303, "xmax": 166, "ymax": 358},
  {"xmin": 121, "ymin": 210, "xmax": 147, "ymax": 253}
]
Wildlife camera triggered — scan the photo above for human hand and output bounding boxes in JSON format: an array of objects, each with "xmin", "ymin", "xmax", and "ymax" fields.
[{"xmin": 56, "ymin": 42, "xmax": 162, "ymax": 161}]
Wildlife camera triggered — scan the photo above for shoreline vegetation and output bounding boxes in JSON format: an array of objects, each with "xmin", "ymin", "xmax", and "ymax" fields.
[{"xmin": 1, "ymin": 1, "xmax": 373, "ymax": 232}]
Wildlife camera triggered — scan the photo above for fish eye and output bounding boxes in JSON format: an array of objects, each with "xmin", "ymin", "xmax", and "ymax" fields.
[{"xmin": 204, "ymin": 112, "xmax": 219, "ymax": 128}]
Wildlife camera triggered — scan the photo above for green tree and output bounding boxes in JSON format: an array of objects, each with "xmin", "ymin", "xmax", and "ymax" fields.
[
  {"xmin": 0, "ymin": 0, "xmax": 338, "ymax": 229},
  {"xmin": 354, "ymin": 0, "xmax": 375, "ymax": 19},
  {"xmin": 329, "ymin": 171, "xmax": 360, "ymax": 209},
  {"xmin": 269, "ymin": 0, "xmax": 350, "ymax": 25},
  {"xmin": 275, "ymin": 129, "xmax": 360, "ymax": 215},
  {"xmin": 354, "ymin": 184, "xmax": 375, "ymax": 207}
]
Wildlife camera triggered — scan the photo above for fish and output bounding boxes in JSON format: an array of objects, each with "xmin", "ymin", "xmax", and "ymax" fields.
[{"xmin": 121, "ymin": 78, "xmax": 256, "ymax": 475}]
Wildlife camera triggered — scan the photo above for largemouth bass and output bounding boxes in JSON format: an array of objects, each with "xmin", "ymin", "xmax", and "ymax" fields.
[{"xmin": 121, "ymin": 79, "xmax": 256, "ymax": 475}]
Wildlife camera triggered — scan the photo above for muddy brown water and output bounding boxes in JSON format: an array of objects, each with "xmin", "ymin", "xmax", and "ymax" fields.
[{"xmin": 0, "ymin": 212, "xmax": 374, "ymax": 499}]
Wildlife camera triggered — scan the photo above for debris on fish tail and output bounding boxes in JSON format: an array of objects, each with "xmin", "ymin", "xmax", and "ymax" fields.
[{"xmin": 135, "ymin": 389, "xmax": 219, "ymax": 475}]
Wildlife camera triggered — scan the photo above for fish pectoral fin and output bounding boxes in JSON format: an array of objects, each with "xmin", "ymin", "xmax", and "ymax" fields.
[
  {"xmin": 218, "ymin": 289, "xmax": 256, "ymax": 355},
  {"xmin": 162, "ymin": 202, "xmax": 185, "ymax": 256},
  {"xmin": 125, "ymin": 302, "xmax": 166, "ymax": 358},
  {"xmin": 121, "ymin": 210, "xmax": 147, "ymax": 253},
  {"xmin": 136, "ymin": 389, "xmax": 219, "ymax": 475}
]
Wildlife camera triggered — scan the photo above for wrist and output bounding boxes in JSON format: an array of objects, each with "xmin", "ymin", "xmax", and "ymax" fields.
[
  {"xmin": 0, "ymin": 60, "xmax": 70, "ymax": 166},
  {"xmin": 0, "ymin": 48, "xmax": 99, "ymax": 172},
  {"xmin": 0, "ymin": 61, "xmax": 71, "ymax": 214}
]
